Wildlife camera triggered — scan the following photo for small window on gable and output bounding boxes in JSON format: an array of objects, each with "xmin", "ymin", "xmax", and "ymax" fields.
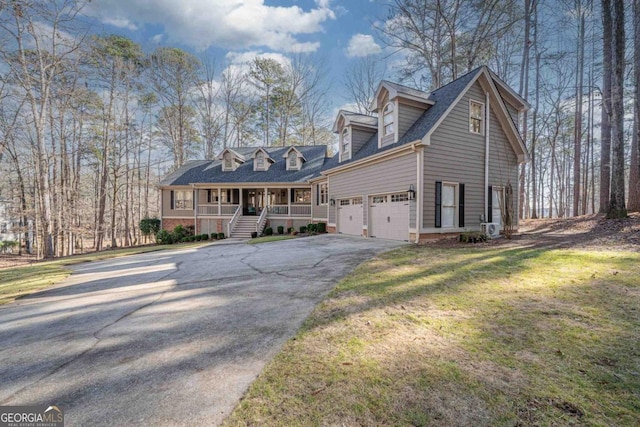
[
  {"xmin": 256, "ymin": 152, "xmax": 265, "ymax": 169},
  {"xmin": 383, "ymin": 102, "xmax": 394, "ymax": 136},
  {"xmin": 470, "ymin": 100, "xmax": 484, "ymax": 134},
  {"xmin": 288, "ymin": 151, "xmax": 297, "ymax": 168},
  {"xmin": 342, "ymin": 128, "xmax": 350, "ymax": 155}
]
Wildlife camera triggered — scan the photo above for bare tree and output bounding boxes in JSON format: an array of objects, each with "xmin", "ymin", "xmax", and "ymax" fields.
[
  {"xmin": 600, "ymin": 0, "xmax": 613, "ymax": 213},
  {"xmin": 344, "ymin": 55, "xmax": 387, "ymax": 115}
]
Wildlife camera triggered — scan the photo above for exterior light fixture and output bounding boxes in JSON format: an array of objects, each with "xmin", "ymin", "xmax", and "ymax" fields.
[
  {"xmin": 407, "ymin": 184, "xmax": 416, "ymax": 200},
  {"xmin": 330, "ymin": 198, "xmax": 336, "ymax": 206}
]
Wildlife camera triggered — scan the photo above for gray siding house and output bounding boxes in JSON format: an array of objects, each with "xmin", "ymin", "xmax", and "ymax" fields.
[{"xmin": 160, "ymin": 66, "xmax": 528, "ymax": 242}]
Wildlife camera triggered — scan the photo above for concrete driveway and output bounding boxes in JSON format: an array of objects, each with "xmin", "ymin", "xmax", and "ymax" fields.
[{"xmin": 0, "ymin": 235, "xmax": 404, "ymax": 426}]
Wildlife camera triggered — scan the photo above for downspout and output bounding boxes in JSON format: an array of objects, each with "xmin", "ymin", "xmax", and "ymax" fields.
[
  {"xmin": 193, "ymin": 184, "xmax": 198, "ymax": 235},
  {"xmin": 484, "ymin": 92, "xmax": 490, "ymax": 222},
  {"xmin": 411, "ymin": 142, "xmax": 423, "ymax": 243}
]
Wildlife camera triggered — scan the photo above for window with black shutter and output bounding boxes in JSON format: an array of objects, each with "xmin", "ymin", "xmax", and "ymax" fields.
[
  {"xmin": 487, "ymin": 185, "xmax": 493, "ymax": 223},
  {"xmin": 435, "ymin": 181, "xmax": 442, "ymax": 228},
  {"xmin": 459, "ymin": 184, "xmax": 465, "ymax": 227}
]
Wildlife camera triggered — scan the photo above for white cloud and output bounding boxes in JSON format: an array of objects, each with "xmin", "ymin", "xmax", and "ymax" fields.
[
  {"xmin": 85, "ymin": 0, "xmax": 335, "ymax": 52},
  {"xmin": 151, "ymin": 34, "xmax": 163, "ymax": 44},
  {"xmin": 345, "ymin": 34, "xmax": 381, "ymax": 58}
]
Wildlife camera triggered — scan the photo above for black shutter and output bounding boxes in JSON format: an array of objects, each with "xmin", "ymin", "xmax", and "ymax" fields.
[
  {"xmin": 291, "ymin": 189, "xmax": 295, "ymax": 203},
  {"xmin": 459, "ymin": 183, "xmax": 465, "ymax": 227},
  {"xmin": 170, "ymin": 190, "xmax": 174, "ymax": 210},
  {"xmin": 316, "ymin": 185, "xmax": 320, "ymax": 205},
  {"xmin": 227, "ymin": 189, "xmax": 231, "ymax": 203},
  {"xmin": 435, "ymin": 181, "xmax": 442, "ymax": 228},
  {"xmin": 487, "ymin": 185, "xmax": 493, "ymax": 223},
  {"xmin": 207, "ymin": 189, "xmax": 211, "ymax": 203}
]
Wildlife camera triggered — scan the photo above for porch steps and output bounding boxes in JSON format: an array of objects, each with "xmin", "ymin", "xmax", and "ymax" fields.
[{"xmin": 230, "ymin": 216, "xmax": 257, "ymax": 239}]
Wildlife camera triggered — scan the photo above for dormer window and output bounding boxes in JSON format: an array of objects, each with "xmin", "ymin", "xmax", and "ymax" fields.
[
  {"xmin": 284, "ymin": 147, "xmax": 305, "ymax": 170},
  {"xmin": 342, "ymin": 128, "xmax": 350, "ymax": 156},
  {"xmin": 383, "ymin": 102, "xmax": 394, "ymax": 136},
  {"xmin": 219, "ymin": 148, "xmax": 245, "ymax": 171},
  {"xmin": 257, "ymin": 152, "xmax": 264, "ymax": 168}
]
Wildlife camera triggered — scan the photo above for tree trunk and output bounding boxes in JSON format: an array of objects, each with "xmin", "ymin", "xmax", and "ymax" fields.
[
  {"xmin": 573, "ymin": 0, "xmax": 585, "ymax": 217},
  {"xmin": 628, "ymin": 0, "xmax": 640, "ymax": 211},
  {"xmin": 600, "ymin": 0, "xmax": 613, "ymax": 213},
  {"xmin": 607, "ymin": 0, "xmax": 627, "ymax": 218}
]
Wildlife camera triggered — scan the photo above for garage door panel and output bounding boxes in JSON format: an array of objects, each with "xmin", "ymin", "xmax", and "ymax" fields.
[
  {"xmin": 369, "ymin": 193, "xmax": 409, "ymax": 241},
  {"xmin": 338, "ymin": 199, "xmax": 363, "ymax": 236}
]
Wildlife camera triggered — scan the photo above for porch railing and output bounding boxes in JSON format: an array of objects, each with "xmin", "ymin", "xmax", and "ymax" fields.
[
  {"xmin": 256, "ymin": 208, "xmax": 268, "ymax": 235},
  {"xmin": 266, "ymin": 204, "xmax": 311, "ymax": 217},
  {"xmin": 197, "ymin": 204, "xmax": 240, "ymax": 216},
  {"xmin": 227, "ymin": 206, "xmax": 241, "ymax": 237}
]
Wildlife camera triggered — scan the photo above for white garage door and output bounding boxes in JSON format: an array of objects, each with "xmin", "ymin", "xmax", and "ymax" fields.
[
  {"xmin": 337, "ymin": 197, "xmax": 363, "ymax": 236},
  {"xmin": 369, "ymin": 193, "xmax": 409, "ymax": 241}
]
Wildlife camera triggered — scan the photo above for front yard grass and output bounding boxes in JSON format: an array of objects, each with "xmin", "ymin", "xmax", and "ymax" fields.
[
  {"xmin": 0, "ymin": 242, "xmax": 207, "ymax": 305},
  {"xmin": 247, "ymin": 235, "xmax": 298, "ymax": 244},
  {"xmin": 225, "ymin": 245, "xmax": 640, "ymax": 426}
]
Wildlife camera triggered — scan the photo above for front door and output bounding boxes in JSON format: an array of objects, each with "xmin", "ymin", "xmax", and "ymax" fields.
[{"xmin": 243, "ymin": 189, "xmax": 267, "ymax": 215}]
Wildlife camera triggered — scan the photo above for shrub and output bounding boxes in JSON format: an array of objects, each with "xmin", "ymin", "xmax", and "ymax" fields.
[
  {"xmin": 156, "ymin": 230, "xmax": 173, "ymax": 245},
  {"xmin": 218, "ymin": 232, "xmax": 225, "ymax": 239},
  {"xmin": 287, "ymin": 227, "xmax": 294, "ymax": 234},
  {"xmin": 251, "ymin": 232, "xmax": 258, "ymax": 238},
  {"xmin": 211, "ymin": 233, "xmax": 218, "ymax": 240},
  {"xmin": 316, "ymin": 222, "xmax": 326, "ymax": 233},
  {"xmin": 172, "ymin": 224, "xmax": 190, "ymax": 241},
  {"xmin": 181, "ymin": 236, "xmax": 190, "ymax": 243},
  {"xmin": 277, "ymin": 225, "xmax": 284, "ymax": 235},
  {"xmin": 194, "ymin": 234, "xmax": 201, "ymax": 241},
  {"xmin": 265, "ymin": 227, "xmax": 273, "ymax": 236},
  {"xmin": 139, "ymin": 218, "xmax": 161, "ymax": 237},
  {"xmin": 202, "ymin": 234, "xmax": 209, "ymax": 240},
  {"xmin": 0, "ymin": 240, "xmax": 19, "ymax": 254},
  {"xmin": 307, "ymin": 223, "xmax": 317, "ymax": 233},
  {"xmin": 459, "ymin": 231, "xmax": 487, "ymax": 243},
  {"xmin": 299, "ymin": 225, "xmax": 307, "ymax": 233}
]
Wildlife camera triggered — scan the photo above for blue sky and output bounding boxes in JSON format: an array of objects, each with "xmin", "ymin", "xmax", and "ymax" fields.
[{"xmin": 84, "ymin": 0, "xmax": 389, "ymax": 109}]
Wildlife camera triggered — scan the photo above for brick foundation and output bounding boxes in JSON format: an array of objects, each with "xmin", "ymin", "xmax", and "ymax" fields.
[
  {"xmin": 162, "ymin": 218, "xmax": 195, "ymax": 231},
  {"xmin": 327, "ymin": 225, "xmax": 336, "ymax": 233}
]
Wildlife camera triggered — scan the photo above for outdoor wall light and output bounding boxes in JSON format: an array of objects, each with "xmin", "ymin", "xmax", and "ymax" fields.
[
  {"xmin": 330, "ymin": 198, "xmax": 336, "ymax": 206},
  {"xmin": 407, "ymin": 184, "xmax": 416, "ymax": 200}
]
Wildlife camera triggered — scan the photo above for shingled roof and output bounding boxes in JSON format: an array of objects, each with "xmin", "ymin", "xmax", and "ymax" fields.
[{"xmin": 160, "ymin": 145, "xmax": 329, "ymax": 186}]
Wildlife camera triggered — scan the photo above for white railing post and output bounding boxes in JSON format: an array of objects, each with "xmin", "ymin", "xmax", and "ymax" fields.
[{"xmin": 256, "ymin": 207, "xmax": 268, "ymax": 235}]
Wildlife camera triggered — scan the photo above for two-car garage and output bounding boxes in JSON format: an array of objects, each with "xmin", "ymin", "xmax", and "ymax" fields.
[{"xmin": 337, "ymin": 192, "xmax": 410, "ymax": 241}]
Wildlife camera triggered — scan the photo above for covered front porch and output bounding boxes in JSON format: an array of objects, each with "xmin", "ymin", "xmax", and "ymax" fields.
[{"xmin": 195, "ymin": 186, "xmax": 312, "ymax": 218}]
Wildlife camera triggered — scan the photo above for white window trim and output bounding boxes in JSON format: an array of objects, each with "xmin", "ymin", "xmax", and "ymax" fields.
[
  {"xmin": 441, "ymin": 182, "xmax": 458, "ymax": 228},
  {"xmin": 492, "ymin": 186, "xmax": 504, "ymax": 225},
  {"xmin": 469, "ymin": 99, "xmax": 485, "ymax": 135},
  {"xmin": 174, "ymin": 190, "xmax": 193, "ymax": 210},
  {"xmin": 382, "ymin": 102, "xmax": 395, "ymax": 137},
  {"xmin": 319, "ymin": 183, "xmax": 329, "ymax": 205},
  {"xmin": 341, "ymin": 127, "xmax": 351, "ymax": 161}
]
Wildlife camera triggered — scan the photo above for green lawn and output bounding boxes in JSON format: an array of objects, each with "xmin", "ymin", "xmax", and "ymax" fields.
[
  {"xmin": 247, "ymin": 235, "xmax": 298, "ymax": 244},
  {"xmin": 225, "ymin": 245, "xmax": 640, "ymax": 426},
  {"xmin": 0, "ymin": 242, "xmax": 207, "ymax": 305}
]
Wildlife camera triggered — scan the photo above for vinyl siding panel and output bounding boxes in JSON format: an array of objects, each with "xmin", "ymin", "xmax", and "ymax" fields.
[
  {"xmin": 398, "ymin": 103, "xmax": 425, "ymax": 139},
  {"xmin": 328, "ymin": 153, "xmax": 417, "ymax": 227},
  {"xmin": 505, "ymin": 103, "xmax": 519, "ymax": 126},
  {"xmin": 423, "ymin": 81, "xmax": 519, "ymax": 229},
  {"xmin": 351, "ymin": 127, "xmax": 375, "ymax": 155}
]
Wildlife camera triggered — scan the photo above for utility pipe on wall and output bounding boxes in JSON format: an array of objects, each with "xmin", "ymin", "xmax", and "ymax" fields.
[{"xmin": 484, "ymin": 91, "xmax": 490, "ymax": 222}]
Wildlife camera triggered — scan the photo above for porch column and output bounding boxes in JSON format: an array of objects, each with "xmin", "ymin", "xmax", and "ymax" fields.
[
  {"xmin": 193, "ymin": 186, "xmax": 198, "ymax": 234},
  {"xmin": 264, "ymin": 187, "xmax": 269, "ymax": 211},
  {"xmin": 217, "ymin": 188, "xmax": 221, "ymax": 216},
  {"xmin": 288, "ymin": 188, "xmax": 292, "ymax": 216}
]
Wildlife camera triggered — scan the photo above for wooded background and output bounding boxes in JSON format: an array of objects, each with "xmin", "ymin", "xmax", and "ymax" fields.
[{"xmin": 0, "ymin": 0, "xmax": 638, "ymax": 258}]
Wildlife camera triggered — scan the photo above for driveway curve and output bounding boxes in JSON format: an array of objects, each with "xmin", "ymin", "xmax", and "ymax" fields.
[{"xmin": 0, "ymin": 235, "xmax": 404, "ymax": 426}]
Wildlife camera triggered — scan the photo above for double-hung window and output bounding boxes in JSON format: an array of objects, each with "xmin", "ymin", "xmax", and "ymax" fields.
[
  {"xmin": 319, "ymin": 183, "xmax": 328, "ymax": 205},
  {"xmin": 256, "ymin": 152, "xmax": 264, "ymax": 169},
  {"xmin": 383, "ymin": 102, "xmax": 394, "ymax": 136},
  {"xmin": 441, "ymin": 184, "xmax": 457, "ymax": 228},
  {"xmin": 469, "ymin": 100, "xmax": 484, "ymax": 134},
  {"xmin": 174, "ymin": 190, "xmax": 193, "ymax": 210},
  {"xmin": 342, "ymin": 128, "xmax": 350, "ymax": 155}
]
